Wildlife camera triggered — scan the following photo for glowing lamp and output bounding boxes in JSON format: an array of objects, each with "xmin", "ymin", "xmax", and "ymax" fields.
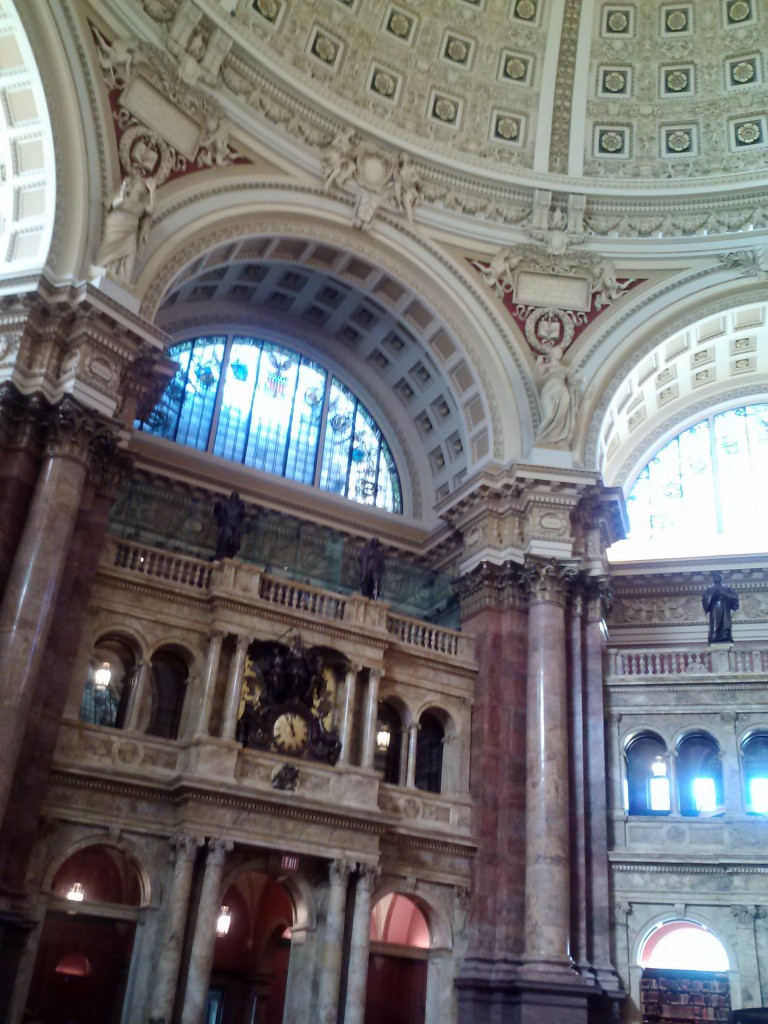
[
  {"xmin": 94, "ymin": 662, "xmax": 112, "ymax": 689},
  {"xmin": 376, "ymin": 725, "xmax": 391, "ymax": 751},
  {"xmin": 66, "ymin": 882, "xmax": 85, "ymax": 902},
  {"xmin": 651, "ymin": 755, "xmax": 667, "ymax": 777},
  {"xmin": 216, "ymin": 906, "xmax": 231, "ymax": 936}
]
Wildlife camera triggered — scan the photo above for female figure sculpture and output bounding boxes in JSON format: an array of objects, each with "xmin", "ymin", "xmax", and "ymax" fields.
[
  {"xmin": 535, "ymin": 345, "xmax": 575, "ymax": 445},
  {"xmin": 95, "ymin": 172, "xmax": 155, "ymax": 282}
]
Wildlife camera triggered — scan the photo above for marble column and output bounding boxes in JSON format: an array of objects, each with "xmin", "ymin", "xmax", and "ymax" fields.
[
  {"xmin": 338, "ymin": 665, "xmax": 359, "ymax": 765},
  {"xmin": 149, "ymin": 835, "xmax": 204, "ymax": 1024},
  {"xmin": 124, "ymin": 660, "xmax": 150, "ymax": 732},
  {"xmin": 0, "ymin": 387, "xmax": 44, "ymax": 599},
  {"xmin": 360, "ymin": 670, "xmax": 382, "ymax": 768},
  {"xmin": 195, "ymin": 630, "xmax": 225, "ymax": 736},
  {"xmin": 583, "ymin": 582, "xmax": 621, "ymax": 991},
  {"xmin": 406, "ymin": 722, "xmax": 419, "ymax": 788},
  {"xmin": 0, "ymin": 399, "xmax": 110, "ymax": 825},
  {"xmin": 220, "ymin": 635, "xmax": 250, "ymax": 740},
  {"xmin": 567, "ymin": 588, "xmax": 589, "ymax": 974},
  {"xmin": 317, "ymin": 859, "xmax": 351, "ymax": 1024},
  {"xmin": 522, "ymin": 558, "xmax": 574, "ymax": 975},
  {"xmin": 342, "ymin": 865, "xmax": 379, "ymax": 1024},
  {"xmin": 179, "ymin": 838, "xmax": 233, "ymax": 1024}
]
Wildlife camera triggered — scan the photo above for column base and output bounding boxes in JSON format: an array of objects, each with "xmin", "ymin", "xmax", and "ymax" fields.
[{"xmin": 457, "ymin": 957, "xmax": 622, "ymax": 1024}]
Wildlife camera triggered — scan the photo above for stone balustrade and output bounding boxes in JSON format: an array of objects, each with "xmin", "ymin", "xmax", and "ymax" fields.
[
  {"xmin": 607, "ymin": 646, "xmax": 768, "ymax": 680},
  {"xmin": 101, "ymin": 536, "xmax": 473, "ymax": 663}
]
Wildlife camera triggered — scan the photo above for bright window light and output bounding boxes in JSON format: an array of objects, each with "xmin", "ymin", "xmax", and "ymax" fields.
[
  {"xmin": 649, "ymin": 776, "xmax": 671, "ymax": 812},
  {"xmin": 641, "ymin": 922, "xmax": 729, "ymax": 971},
  {"xmin": 749, "ymin": 777, "xmax": 768, "ymax": 813},
  {"xmin": 693, "ymin": 777, "xmax": 717, "ymax": 813}
]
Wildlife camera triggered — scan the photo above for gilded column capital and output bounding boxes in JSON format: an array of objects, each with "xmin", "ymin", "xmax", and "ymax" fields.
[
  {"xmin": 523, "ymin": 557, "xmax": 577, "ymax": 606},
  {"xmin": 584, "ymin": 575, "xmax": 613, "ymax": 621}
]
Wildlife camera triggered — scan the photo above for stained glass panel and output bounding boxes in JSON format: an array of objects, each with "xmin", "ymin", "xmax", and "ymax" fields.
[{"xmin": 140, "ymin": 335, "xmax": 402, "ymax": 513}]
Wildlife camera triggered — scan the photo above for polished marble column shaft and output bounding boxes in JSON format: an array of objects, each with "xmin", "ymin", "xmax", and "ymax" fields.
[
  {"xmin": 317, "ymin": 859, "xmax": 351, "ymax": 1024},
  {"xmin": 220, "ymin": 635, "xmax": 249, "ymax": 740},
  {"xmin": 406, "ymin": 722, "xmax": 419, "ymax": 787},
  {"xmin": 180, "ymin": 838, "xmax": 232, "ymax": 1024},
  {"xmin": 195, "ymin": 630, "xmax": 224, "ymax": 735},
  {"xmin": 338, "ymin": 665, "xmax": 359, "ymax": 765},
  {"xmin": 523, "ymin": 561, "xmax": 572, "ymax": 972},
  {"xmin": 149, "ymin": 835, "xmax": 204, "ymax": 1024},
  {"xmin": 0, "ymin": 448, "xmax": 89, "ymax": 825},
  {"xmin": 360, "ymin": 670, "xmax": 382, "ymax": 768},
  {"xmin": 343, "ymin": 865, "xmax": 379, "ymax": 1024}
]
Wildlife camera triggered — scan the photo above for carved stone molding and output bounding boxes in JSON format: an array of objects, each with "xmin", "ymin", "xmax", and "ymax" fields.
[{"xmin": 170, "ymin": 833, "xmax": 205, "ymax": 862}]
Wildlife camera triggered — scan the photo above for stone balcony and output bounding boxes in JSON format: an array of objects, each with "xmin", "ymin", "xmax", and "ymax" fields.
[{"xmin": 102, "ymin": 536, "xmax": 475, "ymax": 666}]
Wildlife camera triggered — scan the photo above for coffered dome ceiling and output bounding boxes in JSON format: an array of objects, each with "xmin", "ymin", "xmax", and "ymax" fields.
[{"xmin": 149, "ymin": 0, "xmax": 768, "ymax": 196}]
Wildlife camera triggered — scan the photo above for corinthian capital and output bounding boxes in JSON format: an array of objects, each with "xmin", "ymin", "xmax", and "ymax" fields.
[
  {"xmin": 206, "ymin": 837, "xmax": 234, "ymax": 866},
  {"xmin": 523, "ymin": 557, "xmax": 577, "ymax": 605}
]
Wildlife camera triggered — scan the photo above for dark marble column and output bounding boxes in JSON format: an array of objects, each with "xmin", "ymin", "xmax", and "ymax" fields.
[
  {"xmin": 0, "ymin": 387, "xmax": 45, "ymax": 600},
  {"xmin": 149, "ymin": 835, "xmax": 205, "ymax": 1024},
  {"xmin": 567, "ymin": 587, "xmax": 589, "ymax": 976},
  {"xmin": 179, "ymin": 838, "xmax": 233, "ymax": 1024},
  {"xmin": 342, "ymin": 864, "xmax": 379, "ymax": 1024},
  {"xmin": 318, "ymin": 859, "xmax": 351, "ymax": 1024},
  {"xmin": 0, "ymin": 399, "xmax": 120, "ymax": 827}
]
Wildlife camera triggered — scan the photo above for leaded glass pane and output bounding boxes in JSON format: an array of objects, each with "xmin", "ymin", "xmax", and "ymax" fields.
[
  {"xmin": 243, "ymin": 344, "xmax": 301, "ymax": 474},
  {"xmin": 175, "ymin": 337, "xmax": 226, "ymax": 450},
  {"xmin": 136, "ymin": 340, "xmax": 194, "ymax": 439},
  {"xmin": 319, "ymin": 378, "xmax": 357, "ymax": 497},
  {"xmin": 348, "ymin": 403, "xmax": 383, "ymax": 506},
  {"xmin": 283, "ymin": 359, "xmax": 326, "ymax": 485},
  {"xmin": 213, "ymin": 338, "xmax": 264, "ymax": 462}
]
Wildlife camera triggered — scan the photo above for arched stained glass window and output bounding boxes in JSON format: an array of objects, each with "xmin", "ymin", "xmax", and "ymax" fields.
[
  {"xmin": 137, "ymin": 335, "xmax": 402, "ymax": 513},
  {"xmin": 621, "ymin": 403, "xmax": 768, "ymax": 556}
]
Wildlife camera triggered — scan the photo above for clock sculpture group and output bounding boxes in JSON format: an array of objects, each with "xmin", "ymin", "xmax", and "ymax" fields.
[{"xmin": 237, "ymin": 635, "xmax": 342, "ymax": 765}]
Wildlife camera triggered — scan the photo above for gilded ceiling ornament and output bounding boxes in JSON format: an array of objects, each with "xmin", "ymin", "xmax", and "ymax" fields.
[
  {"xmin": 732, "ymin": 61, "xmax": 754, "ymax": 84},
  {"xmin": 728, "ymin": 0, "xmax": 751, "ymax": 21},
  {"xmin": 665, "ymin": 10, "xmax": 688, "ymax": 31},
  {"xmin": 736, "ymin": 122, "xmax": 761, "ymax": 145},
  {"xmin": 603, "ymin": 71, "xmax": 626, "ymax": 93},
  {"xmin": 606, "ymin": 11, "xmax": 629, "ymax": 32},
  {"xmin": 504, "ymin": 56, "xmax": 527, "ymax": 80},
  {"xmin": 666, "ymin": 130, "xmax": 691, "ymax": 153},
  {"xmin": 665, "ymin": 70, "xmax": 689, "ymax": 92}
]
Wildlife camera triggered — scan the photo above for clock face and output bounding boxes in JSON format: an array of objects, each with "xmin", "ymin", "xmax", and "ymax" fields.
[{"xmin": 272, "ymin": 710, "xmax": 310, "ymax": 755}]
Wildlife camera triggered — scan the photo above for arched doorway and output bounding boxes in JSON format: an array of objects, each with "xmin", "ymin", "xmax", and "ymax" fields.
[
  {"xmin": 208, "ymin": 870, "xmax": 294, "ymax": 1024},
  {"xmin": 366, "ymin": 893, "xmax": 430, "ymax": 1024},
  {"xmin": 25, "ymin": 844, "xmax": 143, "ymax": 1024},
  {"xmin": 638, "ymin": 920, "xmax": 731, "ymax": 1024}
]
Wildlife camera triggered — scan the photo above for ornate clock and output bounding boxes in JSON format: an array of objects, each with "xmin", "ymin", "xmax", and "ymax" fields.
[{"xmin": 271, "ymin": 705, "xmax": 311, "ymax": 755}]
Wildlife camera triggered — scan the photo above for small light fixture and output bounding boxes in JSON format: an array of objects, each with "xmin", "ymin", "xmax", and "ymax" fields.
[
  {"xmin": 66, "ymin": 882, "xmax": 85, "ymax": 902},
  {"xmin": 216, "ymin": 906, "xmax": 231, "ymax": 936},
  {"xmin": 94, "ymin": 662, "xmax": 112, "ymax": 689},
  {"xmin": 651, "ymin": 755, "xmax": 667, "ymax": 778},
  {"xmin": 376, "ymin": 725, "xmax": 391, "ymax": 751}
]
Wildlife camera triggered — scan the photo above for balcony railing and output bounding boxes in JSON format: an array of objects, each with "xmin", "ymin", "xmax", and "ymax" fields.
[
  {"xmin": 608, "ymin": 646, "xmax": 768, "ymax": 679},
  {"xmin": 102, "ymin": 538, "xmax": 472, "ymax": 661}
]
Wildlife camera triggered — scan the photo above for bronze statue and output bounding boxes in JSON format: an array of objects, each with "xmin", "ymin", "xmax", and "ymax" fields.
[
  {"xmin": 359, "ymin": 537, "xmax": 384, "ymax": 600},
  {"xmin": 702, "ymin": 572, "xmax": 739, "ymax": 644},
  {"xmin": 213, "ymin": 491, "xmax": 246, "ymax": 560}
]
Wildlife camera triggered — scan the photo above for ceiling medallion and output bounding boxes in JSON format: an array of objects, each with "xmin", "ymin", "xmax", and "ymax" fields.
[
  {"xmin": 312, "ymin": 34, "xmax": 338, "ymax": 64},
  {"xmin": 504, "ymin": 56, "xmax": 527, "ymax": 80},
  {"xmin": 604, "ymin": 71, "xmax": 626, "ymax": 93},
  {"xmin": 666, "ymin": 70, "xmax": 689, "ymax": 92},
  {"xmin": 665, "ymin": 9, "xmax": 688, "ymax": 31},
  {"xmin": 515, "ymin": 0, "xmax": 537, "ymax": 19},
  {"xmin": 600, "ymin": 131, "xmax": 624, "ymax": 153},
  {"xmin": 433, "ymin": 97, "xmax": 458, "ymax": 123},
  {"xmin": 732, "ymin": 61, "xmax": 755, "ymax": 84},
  {"xmin": 446, "ymin": 37, "xmax": 469, "ymax": 63},
  {"xmin": 736, "ymin": 121, "xmax": 761, "ymax": 144},
  {"xmin": 388, "ymin": 12, "xmax": 412, "ymax": 37},
  {"xmin": 255, "ymin": 0, "xmax": 280, "ymax": 22},
  {"xmin": 607, "ymin": 10, "xmax": 629, "ymax": 32},
  {"xmin": 495, "ymin": 116, "xmax": 520, "ymax": 140},
  {"xmin": 666, "ymin": 130, "xmax": 691, "ymax": 153},
  {"xmin": 728, "ymin": 0, "xmax": 751, "ymax": 21},
  {"xmin": 372, "ymin": 70, "xmax": 396, "ymax": 97}
]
